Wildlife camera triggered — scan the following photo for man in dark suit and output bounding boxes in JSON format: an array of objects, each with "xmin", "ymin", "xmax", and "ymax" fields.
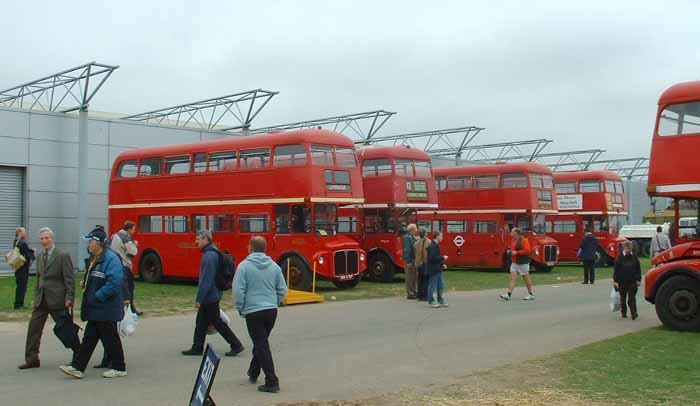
[
  {"xmin": 19, "ymin": 227, "xmax": 79, "ymax": 369},
  {"xmin": 578, "ymin": 227, "xmax": 601, "ymax": 284},
  {"xmin": 13, "ymin": 227, "xmax": 35, "ymax": 309}
]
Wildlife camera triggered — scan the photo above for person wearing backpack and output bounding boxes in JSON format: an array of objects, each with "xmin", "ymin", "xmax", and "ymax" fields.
[{"xmin": 182, "ymin": 230, "xmax": 244, "ymax": 357}]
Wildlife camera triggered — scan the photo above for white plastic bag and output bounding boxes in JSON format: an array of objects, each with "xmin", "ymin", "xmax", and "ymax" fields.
[
  {"xmin": 119, "ymin": 305, "xmax": 139, "ymax": 337},
  {"xmin": 207, "ymin": 309, "xmax": 231, "ymax": 335},
  {"xmin": 609, "ymin": 288, "xmax": 621, "ymax": 312}
]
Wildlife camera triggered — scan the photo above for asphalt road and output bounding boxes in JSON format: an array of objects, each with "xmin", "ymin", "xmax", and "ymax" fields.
[{"xmin": 0, "ymin": 280, "xmax": 658, "ymax": 406}]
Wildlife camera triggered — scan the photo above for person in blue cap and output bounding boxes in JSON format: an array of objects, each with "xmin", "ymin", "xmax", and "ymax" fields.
[{"xmin": 59, "ymin": 227, "xmax": 128, "ymax": 379}]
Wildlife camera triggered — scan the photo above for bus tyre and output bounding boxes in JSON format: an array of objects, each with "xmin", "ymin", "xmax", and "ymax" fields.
[
  {"xmin": 655, "ymin": 275, "xmax": 700, "ymax": 332},
  {"xmin": 367, "ymin": 252, "xmax": 395, "ymax": 283},
  {"xmin": 280, "ymin": 256, "xmax": 312, "ymax": 292},
  {"xmin": 594, "ymin": 248, "xmax": 607, "ymax": 268},
  {"xmin": 140, "ymin": 252, "xmax": 163, "ymax": 283},
  {"xmin": 333, "ymin": 277, "xmax": 360, "ymax": 290},
  {"xmin": 534, "ymin": 263, "xmax": 553, "ymax": 273}
]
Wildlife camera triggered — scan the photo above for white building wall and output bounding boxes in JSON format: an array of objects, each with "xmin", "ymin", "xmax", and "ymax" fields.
[{"xmin": 0, "ymin": 106, "xmax": 228, "ymax": 272}]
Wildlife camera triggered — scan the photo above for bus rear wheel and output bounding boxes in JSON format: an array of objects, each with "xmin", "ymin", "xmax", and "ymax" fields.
[
  {"xmin": 655, "ymin": 275, "xmax": 700, "ymax": 332},
  {"xmin": 140, "ymin": 252, "xmax": 163, "ymax": 283},
  {"xmin": 367, "ymin": 252, "xmax": 395, "ymax": 283},
  {"xmin": 280, "ymin": 256, "xmax": 312, "ymax": 292},
  {"xmin": 333, "ymin": 277, "xmax": 360, "ymax": 290}
]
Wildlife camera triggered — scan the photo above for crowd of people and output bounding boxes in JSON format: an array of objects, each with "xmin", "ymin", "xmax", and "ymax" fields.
[{"xmin": 11, "ymin": 222, "xmax": 287, "ymax": 394}]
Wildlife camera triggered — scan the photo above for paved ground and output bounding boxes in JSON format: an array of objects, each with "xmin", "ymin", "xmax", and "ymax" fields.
[{"xmin": 0, "ymin": 280, "xmax": 657, "ymax": 406}]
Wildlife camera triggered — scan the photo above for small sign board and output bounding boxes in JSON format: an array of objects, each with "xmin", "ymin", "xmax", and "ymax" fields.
[
  {"xmin": 557, "ymin": 194, "xmax": 583, "ymax": 210},
  {"xmin": 190, "ymin": 345, "xmax": 221, "ymax": 406},
  {"xmin": 453, "ymin": 235, "xmax": 465, "ymax": 247}
]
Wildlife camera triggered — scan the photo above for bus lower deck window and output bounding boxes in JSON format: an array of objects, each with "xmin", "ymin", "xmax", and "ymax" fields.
[{"xmin": 240, "ymin": 215, "xmax": 269, "ymax": 233}]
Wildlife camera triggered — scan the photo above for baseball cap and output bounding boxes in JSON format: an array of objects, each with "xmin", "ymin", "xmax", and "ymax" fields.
[{"xmin": 84, "ymin": 227, "xmax": 108, "ymax": 243}]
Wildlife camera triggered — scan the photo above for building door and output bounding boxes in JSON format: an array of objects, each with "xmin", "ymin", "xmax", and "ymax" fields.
[{"xmin": 0, "ymin": 166, "xmax": 25, "ymax": 273}]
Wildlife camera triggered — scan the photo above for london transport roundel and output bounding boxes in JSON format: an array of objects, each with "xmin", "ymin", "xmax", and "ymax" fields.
[{"xmin": 453, "ymin": 235, "xmax": 465, "ymax": 248}]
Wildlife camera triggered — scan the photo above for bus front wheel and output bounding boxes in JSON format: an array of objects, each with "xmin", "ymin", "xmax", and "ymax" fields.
[
  {"xmin": 367, "ymin": 252, "xmax": 395, "ymax": 283},
  {"xmin": 655, "ymin": 275, "xmax": 700, "ymax": 332},
  {"xmin": 333, "ymin": 277, "xmax": 360, "ymax": 289},
  {"xmin": 140, "ymin": 252, "xmax": 163, "ymax": 283},
  {"xmin": 280, "ymin": 256, "xmax": 312, "ymax": 292}
]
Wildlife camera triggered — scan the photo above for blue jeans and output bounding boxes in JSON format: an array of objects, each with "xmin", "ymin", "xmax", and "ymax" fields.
[{"xmin": 427, "ymin": 272, "xmax": 445, "ymax": 305}]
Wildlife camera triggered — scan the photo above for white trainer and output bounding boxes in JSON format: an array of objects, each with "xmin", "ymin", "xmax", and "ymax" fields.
[
  {"xmin": 523, "ymin": 293, "xmax": 535, "ymax": 301},
  {"xmin": 499, "ymin": 293, "xmax": 511, "ymax": 301},
  {"xmin": 102, "ymin": 369, "xmax": 128, "ymax": 378},
  {"xmin": 440, "ymin": 302, "xmax": 449, "ymax": 307},
  {"xmin": 59, "ymin": 365, "xmax": 83, "ymax": 379},
  {"xmin": 430, "ymin": 303, "xmax": 440, "ymax": 308}
]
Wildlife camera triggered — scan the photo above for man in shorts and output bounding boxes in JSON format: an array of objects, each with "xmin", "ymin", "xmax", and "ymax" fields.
[{"xmin": 500, "ymin": 228, "xmax": 535, "ymax": 301}]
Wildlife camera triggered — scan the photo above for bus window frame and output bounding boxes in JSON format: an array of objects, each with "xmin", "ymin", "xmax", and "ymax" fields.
[
  {"xmin": 138, "ymin": 157, "xmax": 163, "ymax": 177},
  {"xmin": 656, "ymin": 101, "xmax": 700, "ymax": 137},
  {"xmin": 273, "ymin": 144, "xmax": 309, "ymax": 168},
  {"xmin": 164, "ymin": 155, "xmax": 192, "ymax": 176},
  {"xmin": 208, "ymin": 150, "xmax": 238, "ymax": 172},
  {"xmin": 239, "ymin": 148, "xmax": 271, "ymax": 170}
]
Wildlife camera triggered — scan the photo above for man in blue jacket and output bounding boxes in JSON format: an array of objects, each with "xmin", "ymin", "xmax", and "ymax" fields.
[
  {"xmin": 234, "ymin": 236, "xmax": 288, "ymax": 393},
  {"xmin": 182, "ymin": 230, "xmax": 244, "ymax": 357},
  {"xmin": 402, "ymin": 224, "xmax": 418, "ymax": 299},
  {"xmin": 426, "ymin": 231, "xmax": 449, "ymax": 308},
  {"xmin": 59, "ymin": 227, "xmax": 127, "ymax": 379},
  {"xmin": 578, "ymin": 227, "xmax": 601, "ymax": 284}
]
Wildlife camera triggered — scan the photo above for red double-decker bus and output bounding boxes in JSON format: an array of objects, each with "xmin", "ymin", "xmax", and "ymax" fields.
[
  {"xmin": 108, "ymin": 129, "xmax": 367, "ymax": 291},
  {"xmin": 338, "ymin": 146, "xmax": 438, "ymax": 282},
  {"xmin": 546, "ymin": 171, "xmax": 628, "ymax": 266},
  {"xmin": 418, "ymin": 162, "xmax": 559, "ymax": 272},
  {"xmin": 644, "ymin": 81, "xmax": 700, "ymax": 331}
]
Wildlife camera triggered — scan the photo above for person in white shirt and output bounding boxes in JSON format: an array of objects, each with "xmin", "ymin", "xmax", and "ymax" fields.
[{"xmin": 650, "ymin": 226, "xmax": 671, "ymax": 257}]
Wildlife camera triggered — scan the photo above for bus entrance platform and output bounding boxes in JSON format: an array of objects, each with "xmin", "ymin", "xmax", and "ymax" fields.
[{"xmin": 282, "ymin": 260, "xmax": 325, "ymax": 306}]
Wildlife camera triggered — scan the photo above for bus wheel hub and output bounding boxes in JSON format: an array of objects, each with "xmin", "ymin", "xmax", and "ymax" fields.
[{"xmin": 669, "ymin": 290, "xmax": 698, "ymax": 319}]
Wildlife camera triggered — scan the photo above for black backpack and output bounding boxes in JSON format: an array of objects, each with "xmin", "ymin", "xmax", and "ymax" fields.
[{"xmin": 214, "ymin": 249, "xmax": 236, "ymax": 291}]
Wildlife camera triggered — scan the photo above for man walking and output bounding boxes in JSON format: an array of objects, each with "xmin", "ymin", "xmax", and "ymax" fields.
[
  {"xmin": 426, "ymin": 231, "xmax": 448, "ymax": 308},
  {"xmin": 12, "ymin": 227, "xmax": 35, "ymax": 309},
  {"xmin": 59, "ymin": 227, "xmax": 127, "ymax": 379},
  {"xmin": 402, "ymin": 223, "xmax": 418, "ymax": 299},
  {"xmin": 110, "ymin": 220, "xmax": 141, "ymax": 315},
  {"xmin": 182, "ymin": 230, "xmax": 244, "ymax": 357},
  {"xmin": 578, "ymin": 227, "xmax": 600, "ymax": 284},
  {"xmin": 650, "ymin": 226, "xmax": 671, "ymax": 257},
  {"xmin": 234, "ymin": 236, "xmax": 288, "ymax": 393},
  {"xmin": 414, "ymin": 229, "xmax": 431, "ymax": 301},
  {"xmin": 613, "ymin": 241, "xmax": 642, "ymax": 320},
  {"xmin": 19, "ymin": 227, "xmax": 78, "ymax": 369},
  {"xmin": 500, "ymin": 228, "xmax": 535, "ymax": 301}
]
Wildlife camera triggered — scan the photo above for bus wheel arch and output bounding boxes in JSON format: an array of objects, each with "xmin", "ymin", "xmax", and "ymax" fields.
[
  {"xmin": 140, "ymin": 250, "xmax": 164, "ymax": 283},
  {"xmin": 366, "ymin": 250, "xmax": 396, "ymax": 283},
  {"xmin": 655, "ymin": 274, "xmax": 700, "ymax": 332},
  {"xmin": 278, "ymin": 252, "xmax": 312, "ymax": 292}
]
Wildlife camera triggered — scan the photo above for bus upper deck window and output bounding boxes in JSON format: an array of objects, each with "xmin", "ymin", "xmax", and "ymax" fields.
[
  {"xmin": 139, "ymin": 158, "xmax": 162, "ymax": 176},
  {"xmin": 311, "ymin": 145, "xmax": 334, "ymax": 166},
  {"xmin": 394, "ymin": 160, "xmax": 414, "ymax": 177},
  {"xmin": 209, "ymin": 151, "xmax": 237, "ymax": 171},
  {"xmin": 580, "ymin": 180, "xmax": 602, "ymax": 193},
  {"xmin": 240, "ymin": 149, "xmax": 270, "ymax": 169},
  {"xmin": 165, "ymin": 156, "xmax": 191, "ymax": 175},
  {"xmin": 501, "ymin": 173, "xmax": 527, "ymax": 188},
  {"xmin": 476, "ymin": 175, "xmax": 499, "ymax": 189},
  {"xmin": 117, "ymin": 160, "xmax": 138, "ymax": 178},
  {"xmin": 414, "ymin": 161, "xmax": 432, "ymax": 178},
  {"xmin": 193, "ymin": 153, "xmax": 207, "ymax": 173},
  {"xmin": 555, "ymin": 181, "xmax": 577, "ymax": 193},
  {"xmin": 362, "ymin": 159, "xmax": 392, "ymax": 177},
  {"xmin": 658, "ymin": 101, "xmax": 700, "ymax": 136},
  {"xmin": 335, "ymin": 147, "xmax": 357, "ymax": 167},
  {"xmin": 274, "ymin": 144, "xmax": 307, "ymax": 167}
]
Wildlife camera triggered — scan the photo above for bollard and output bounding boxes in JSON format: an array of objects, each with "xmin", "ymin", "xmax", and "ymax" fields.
[{"xmin": 312, "ymin": 261, "xmax": 317, "ymax": 293}]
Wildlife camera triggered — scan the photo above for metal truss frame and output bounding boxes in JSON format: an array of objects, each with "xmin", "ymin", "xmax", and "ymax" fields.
[
  {"xmin": 457, "ymin": 139, "xmax": 553, "ymax": 162},
  {"xmin": 555, "ymin": 157, "xmax": 649, "ymax": 179},
  {"xmin": 248, "ymin": 110, "xmax": 396, "ymax": 142},
  {"xmin": 122, "ymin": 89, "xmax": 278, "ymax": 131},
  {"xmin": 0, "ymin": 62, "xmax": 118, "ymax": 113},
  {"xmin": 364, "ymin": 126, "xmax": 485, "ymax": 158}
]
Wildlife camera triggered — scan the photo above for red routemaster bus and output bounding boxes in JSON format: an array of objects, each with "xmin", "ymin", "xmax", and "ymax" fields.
[
  {"xmin": 108, "ymin": 129, "xmax": 367, "ymax": 291},
  {"xmin": 418, "ymin": 162, "xmax": 559, "ymax": 272},
  {"xmin": 644, "ymin": 81, "xmax": 700, "ymax": 331},
  {"xmin": 546, "ymin": 171, "xmax": 628, "ymax": 266},
  {"xmin": 338, "ymin": 146, "xmax": 438, "ymax": 283}
]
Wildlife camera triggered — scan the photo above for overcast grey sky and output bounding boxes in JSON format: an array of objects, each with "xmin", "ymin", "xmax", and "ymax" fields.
[{"xmin": 2, "ymin": 1, "xmax": 699, "ymax": 159}]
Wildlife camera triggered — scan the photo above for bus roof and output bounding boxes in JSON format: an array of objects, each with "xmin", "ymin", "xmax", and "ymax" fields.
[
  {"xmin": 433, "ymin": 162, "xmax": 552, "ymax": 177},
  {"xmin": 658, "ymin": 81, "xmax": 700, "ymax": 106},
  {"xmin": 357, "ymin": 145, "xmax": 432, "ymax": 162},
  {"xmin": 114, "ymin": 129, "xmax": 356, "ymax": 161},
  {"xmin": 553, "ymin": 170, "xmax": 622, "ymax": 182}
]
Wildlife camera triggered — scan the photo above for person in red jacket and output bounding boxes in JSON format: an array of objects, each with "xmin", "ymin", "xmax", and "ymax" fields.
[{"xmin": 500, "ymin": 228, "xmax": 535, "ymax": 301}]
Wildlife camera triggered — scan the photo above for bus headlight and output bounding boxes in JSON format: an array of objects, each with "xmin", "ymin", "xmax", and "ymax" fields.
[
  {"xmin": 534, "ymin": 247, "xmax": 540, "ymax": 256},
  {"xmin": 608, "ymin": 244, "xmax": 615, "ymax": 252},
  {"xmin": 318, "ymin": 256, "xmax": 325, "ymax": 265},
  {"xmin": 360, "ymin": 253, "xmax": 366, "ymax": 262}
]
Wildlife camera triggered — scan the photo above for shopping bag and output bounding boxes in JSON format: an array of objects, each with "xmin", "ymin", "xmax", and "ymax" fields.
[
  {"xmin": 53, "ymin": 309, "xmax": 81, "ymax": 349},
  {"xmin": 5, "ymin": 246, "xmax": 26, "ymax": 271},
  {"xmin": 609, "ymin": 288, "xmax": 621, "ymax": 312},
  {"xmin": 207, "ymin": 309, "xmax": 231, "ymax": 335},
  {"xmin": 118, "ymin": 305, "xmax": 139, "ymax": 337}
]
